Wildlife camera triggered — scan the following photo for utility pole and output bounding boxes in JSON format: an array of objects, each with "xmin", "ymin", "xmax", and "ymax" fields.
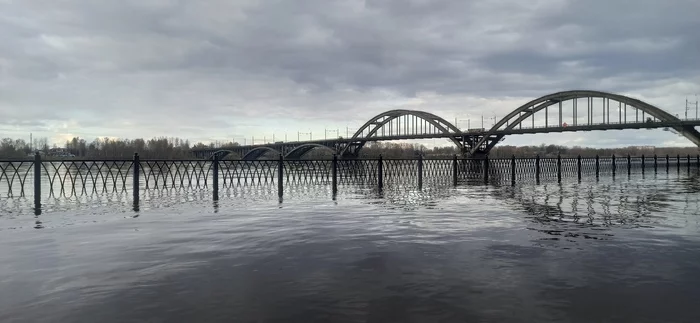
[{"xmin": 690, "ymin": 95, "xmax": 700, "ymax": 120}]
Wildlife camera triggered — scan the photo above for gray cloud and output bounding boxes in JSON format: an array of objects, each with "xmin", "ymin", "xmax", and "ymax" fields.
[{"xmin": 0, "ymin": 0, "xmax": 698, "ymax": 146}]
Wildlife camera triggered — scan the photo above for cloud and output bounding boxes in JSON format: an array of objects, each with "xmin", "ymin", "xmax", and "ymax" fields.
[{"xmin": 0, "ymin": 0, "xmax": 698, "ymax": 147}]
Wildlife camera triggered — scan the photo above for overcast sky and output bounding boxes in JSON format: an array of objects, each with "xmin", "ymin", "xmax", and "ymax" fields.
[{"xmin": 1, "ymin": 0, "xmax": 699, "ymax": 148}]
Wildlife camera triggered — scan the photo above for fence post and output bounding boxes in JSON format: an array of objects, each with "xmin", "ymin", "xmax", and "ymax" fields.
[
  {"xmin": 654, "ymin": 154, "xmax": 658, "ymax": 173},
  {"xmin": 577, "ymin": 155, "xmax": 582, "ymax": 182},
  {"xmin": 627, "ymin": 154, "xmax": 631, "ymax": 176},
  {"xmin": 278, "ymin": 154, "xmax": 284, "ymax": 199},
  {"xmin": 687, "ymin": 154, "xmax": 691, "ymax": 171},
  {"xmin": 677, "ymin": 154, "xmax": 680, "ymax": 172},
  {"xmin": 641, "ymin": 155, "xmax": 645, "ymax": 174},
  {"xmin": 557, "ymin": 154, "xmax": 562, "ymax": 183},
  {"xmin": 483, "ymin": 155, "xmax": 489, "ymax": 184},
  {"xmin": 34, "ymin": 152, "xmax": 41, "ymax": 213},
  {"xmin": 212, "ymin": 153, "xmax": 219, "ymax": 201},
  {"xmin": 417, "ymin": 154, "xmax": 423, "ymax": 190},
  {"xmin": 378, "ymin": 155, "xmax": 383, "ymax": 191},
  {"xmin": 666, "ymin": 154, "xmax": 670, "ymax": 173},
  {"xmin": 133, "ymin": 153, "xmax": 140, "ymax": 204},
  {"xmin": 535, "ymin": 154, "xmax": 541, "ymax": 184},
  {"xmin": 596, "ymin": 154, "xmax": 601, "ymax": 178},
  {"xmin": 332, "ymin": 154, "xmax": 338, "ymax": 196},
  {"xmin": 510, "ymin": 155, "xmax": 516, "ymax": 186},
  {"xmin": 697, "ymin": 154, "xmax": 699, "ymax": 169},
  {"xmin": 452, "ymin": 155, "xmax": 458, "ymax": 186}
]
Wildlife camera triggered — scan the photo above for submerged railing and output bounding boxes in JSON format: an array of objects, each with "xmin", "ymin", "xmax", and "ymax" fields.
[{"xmin": 1, "ymin": 153, "xmax": 699, "ymax": 213}]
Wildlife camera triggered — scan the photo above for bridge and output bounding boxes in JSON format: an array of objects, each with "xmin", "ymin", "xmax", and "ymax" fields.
[{"xmin": 192, "ymin": 90, "xmax": 700, "ymax": 160}]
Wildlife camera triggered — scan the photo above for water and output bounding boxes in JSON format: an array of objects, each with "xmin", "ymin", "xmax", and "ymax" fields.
[{"xmin": 2, "ymin": 172, "xmax": 700, "ymax": 322}]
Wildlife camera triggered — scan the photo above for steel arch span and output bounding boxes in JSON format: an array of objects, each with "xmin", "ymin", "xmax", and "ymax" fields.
[
  {"xmin": 470, "ymin": 90, "xmax": 700, "ymax": 156},
  {"xmin": 242, "ymin": 147, "xmax": 282, "ymax": 160},
  {"xmin": 339, "ymin": 109, "xmax": 463, "ymax": 157},
  {"xmin": 201, "ymin": 150, "xmax": 234, "ymax": 160},
  {"xmin": 284, "ymin": 144, "xmax": 336, "ymax": 159}
]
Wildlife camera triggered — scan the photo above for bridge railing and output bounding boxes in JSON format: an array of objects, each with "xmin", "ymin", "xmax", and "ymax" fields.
[{"xmin": 2, "ymin": 153, "xmax": 699, "ymax": 214}]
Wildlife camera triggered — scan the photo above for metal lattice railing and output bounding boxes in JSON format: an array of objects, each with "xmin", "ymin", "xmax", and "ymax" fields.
[{"xmin": 2, "ymin": 153, "xmax": 700, "ymax": 214}]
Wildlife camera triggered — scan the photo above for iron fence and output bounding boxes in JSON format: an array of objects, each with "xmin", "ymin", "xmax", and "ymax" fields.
[{"xmin": 2, "ymin": 153, "xmax": 699, "ymax": 213}]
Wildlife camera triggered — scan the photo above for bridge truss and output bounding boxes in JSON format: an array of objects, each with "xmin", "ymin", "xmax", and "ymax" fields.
[{"xmin": 192, "ymin": 90, "xmax": 700, "ymax": 160}]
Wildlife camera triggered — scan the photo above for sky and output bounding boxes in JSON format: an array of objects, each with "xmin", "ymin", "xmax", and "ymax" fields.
[{"xmin": 1, "ymin": 0, "xmax": 699, "ymax": 148}]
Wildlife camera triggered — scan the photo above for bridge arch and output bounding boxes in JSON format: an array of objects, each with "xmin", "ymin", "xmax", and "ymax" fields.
[
  {"xmin": 284, "ymin": 144, "xmax": 336, "ymax": 159},
  {"xmin": 470, "ymin": 90, "xmax": 700, "ymax": 155},
  {"xmin": 242, "ymin": 147, "xmax": 282, "ymax": 160},
  {"xmin": 339, "ymin": 109, "xmax": 463, "ymax": 157},
  {"xmin": 202, "ymin": 150, "xmax": 234, "ymax": 160}
]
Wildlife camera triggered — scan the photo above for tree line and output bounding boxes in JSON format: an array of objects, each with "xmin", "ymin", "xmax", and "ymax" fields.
[
  {"xmin": 0, "ymin": 136, "xmax": 239, "ymax": 159},
  {"xmin": 1, "ymin": 136, "xmax": 698, "ymax": 159}
]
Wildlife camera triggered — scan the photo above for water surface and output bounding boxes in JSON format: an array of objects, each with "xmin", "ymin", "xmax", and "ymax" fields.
[{"xmin": 2, "ymin": 173, "xmax": 700, "ymax": 322}]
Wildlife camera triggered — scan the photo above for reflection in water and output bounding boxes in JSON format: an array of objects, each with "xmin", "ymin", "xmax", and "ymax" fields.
[{"xmin": 1, "ymin": 171, "xmax": 700, "ymax": 322}]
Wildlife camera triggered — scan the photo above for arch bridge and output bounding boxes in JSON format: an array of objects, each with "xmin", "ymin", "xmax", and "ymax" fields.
[{"xmin": 192, "ymin": 90, "xmax": 700, "ymax": 160}]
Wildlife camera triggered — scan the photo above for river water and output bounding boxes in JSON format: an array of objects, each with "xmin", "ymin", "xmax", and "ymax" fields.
[{"xmin": 2, "ymin": 172, "xmax": 700, "ymax": 322}]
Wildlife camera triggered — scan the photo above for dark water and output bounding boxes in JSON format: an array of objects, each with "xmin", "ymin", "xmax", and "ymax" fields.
[{"xmin": 2, "ymin": 173, "xmax": 700, "ymax": 322}]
